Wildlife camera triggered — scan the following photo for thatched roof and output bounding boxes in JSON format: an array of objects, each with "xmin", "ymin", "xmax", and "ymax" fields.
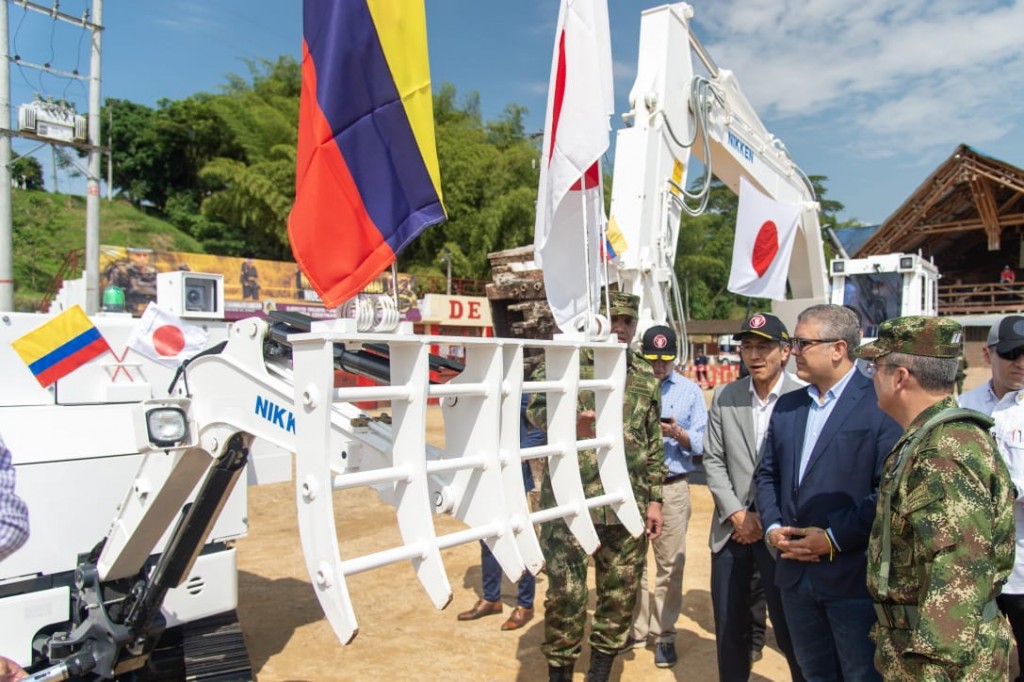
[{"xmin": 855, "ymin": 145, "xmax": 1024, "ymax": 283}]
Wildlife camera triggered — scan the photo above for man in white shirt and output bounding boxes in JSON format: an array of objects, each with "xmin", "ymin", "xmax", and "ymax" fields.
[
  {"xmin": 704, "ymin": 313, "xmax": 805, "ymax": 681},
  {"xmin": 959, "ymin": 314, "xmax": 1024, "ymax": 680}
]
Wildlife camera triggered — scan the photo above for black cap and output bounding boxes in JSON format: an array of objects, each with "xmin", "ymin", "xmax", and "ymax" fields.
[
  {"xmin": 987, "ymin": 315, "xmax": 1024, "ymax": 354},
  {"xmin": 641, "ymin": 325, "xmax": 677, "ymax": 361},
  {"xmin": 733, "ymin": 312, "xmax": 790, "ymax": 343}
]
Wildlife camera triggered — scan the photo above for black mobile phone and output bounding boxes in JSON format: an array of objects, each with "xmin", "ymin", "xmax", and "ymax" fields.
[{"xmin": 660, "ymin": 417, "xmax": 671, "ymax": 423}]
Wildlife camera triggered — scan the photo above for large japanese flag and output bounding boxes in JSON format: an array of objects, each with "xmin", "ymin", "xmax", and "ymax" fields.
[
  {"xmin": 127, "ymin": 303, "xmax": 209, "ymax": 368},
  {"xmin": 534, "ymin": 0, "xmax": 613, "ymax": 333},
  {"xmin": 727, "ymin": 177, "xmax": 802, "ymax": 300}
]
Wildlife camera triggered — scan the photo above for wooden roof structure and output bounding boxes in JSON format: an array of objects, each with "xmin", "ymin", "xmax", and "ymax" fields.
[{"xmin": 855, "ymin": 145, "xmax": 1024, "ymax": 283}]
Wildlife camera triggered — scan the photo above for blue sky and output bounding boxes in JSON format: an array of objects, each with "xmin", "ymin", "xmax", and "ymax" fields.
[{"xmin": 11, "ymin": 0, "xmax": 1024, "ymax": 226}]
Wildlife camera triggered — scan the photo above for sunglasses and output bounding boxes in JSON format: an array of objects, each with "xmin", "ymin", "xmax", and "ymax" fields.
[
  {"xmin": 790, "ymin": 337, "xmax": 839, "ymax": 352},
  {"xmin": 993, "ymin": 345, "xmax": 1024, "ymax": 362},
  {"xmin": 643, "ymin": 354, "xmax": 677, "ymax": 362}
]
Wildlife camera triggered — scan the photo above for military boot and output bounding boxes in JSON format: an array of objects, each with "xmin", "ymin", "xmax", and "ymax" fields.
[
  {"xmin": 548, "ymin": 663, "xmax": 574, "ymax": 682},
  {"xmin": 586, "ymin": 650, "xmax": 615, "ymax": 682}
]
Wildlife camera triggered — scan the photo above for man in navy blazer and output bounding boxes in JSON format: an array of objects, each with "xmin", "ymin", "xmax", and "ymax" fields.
[{"xmin": 755, "ymin": 304, "xmax": 902, "ymax": 681}]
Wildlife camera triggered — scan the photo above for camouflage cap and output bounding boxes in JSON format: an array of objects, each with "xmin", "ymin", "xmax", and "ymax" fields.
[
  {"xmin": 853, "ymin": 315, "xmax": 963, "ymax": 360},
  {"xmin": 604, "ymin": 291, "xmax": 639, "ymax": 319}
]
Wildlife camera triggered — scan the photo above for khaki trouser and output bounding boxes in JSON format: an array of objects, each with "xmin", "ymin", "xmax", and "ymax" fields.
[{"xmin": 630, "ymin": 476, "xmax": 692, "ymax": 643}]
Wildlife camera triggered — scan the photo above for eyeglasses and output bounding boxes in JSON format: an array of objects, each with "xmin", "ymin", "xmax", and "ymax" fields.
[
  {"xmin": 992, "ymin": 345, "xmax": 1024, "ymax": 362},
  {"xmin": 643, "ymin": 354, "xmax": 677, "ymax": 362},
  {"xmin": 790, "ymin": 337, "xmax": 839, "ymax": 352},
  {"xmin": 860, "ymin": 360, "xmax": 907, "ymax": 379}
]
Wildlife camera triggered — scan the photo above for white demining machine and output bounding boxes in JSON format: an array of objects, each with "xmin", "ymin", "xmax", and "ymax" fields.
[
  {"xmin": 0, "ymin": 4, "xmax": 940, "ymax": 681},
  {"xmin": 2, "ymin": 262, "xmax": 645, "ymax": 680}
]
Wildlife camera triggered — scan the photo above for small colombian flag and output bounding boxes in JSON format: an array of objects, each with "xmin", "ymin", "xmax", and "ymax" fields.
[
  {"xmin": 603, "ymin": 216, "xmax": 628, "ymax": 261},
  {"xmin": 11, "ymin": 305, "xmax": 111, "ymax": 387}
]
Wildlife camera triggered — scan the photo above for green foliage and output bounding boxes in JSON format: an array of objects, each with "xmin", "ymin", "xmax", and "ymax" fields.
[
  {"xmin": 103, "ymin": 94, "xmax": 246, "ymax": 212},
  {"xmin": 23, "ymin": 53, "xmax": 851, "ymax": 320},
  {"xmin": 10, "ymin": 189, "xmax": 201, "ymax": 311},
  {"xmin": 11, "ymin": 156, "xmax": 44, "ymax": 190},
  {"xmin": 400, "ymin": 86, "xmax": 539, "ymax": 279}
]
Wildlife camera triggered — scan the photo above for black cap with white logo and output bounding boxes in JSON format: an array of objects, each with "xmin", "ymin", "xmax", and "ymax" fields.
[
  {"xmin": 641, "ymin": 325, "xmax": 678, "ymax": 361},
  {"xmin": 733, "ymin": 312, "xmax": 790, "ymax": 343}
]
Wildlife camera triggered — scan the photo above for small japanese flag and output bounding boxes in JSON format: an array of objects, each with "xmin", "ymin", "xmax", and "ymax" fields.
[
  {"xmin": 727, "ymin": 177, "xmax": 802, "ymax": 300},
  {"xmin": 127, "ymin": 303, "xmax": 208, "ymax": 368}
]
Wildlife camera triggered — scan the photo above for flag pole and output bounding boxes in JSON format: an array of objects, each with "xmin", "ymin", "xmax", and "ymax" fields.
[{"xmin": 580, "ymin": 179, "xmax": 595, "ymax": 340}]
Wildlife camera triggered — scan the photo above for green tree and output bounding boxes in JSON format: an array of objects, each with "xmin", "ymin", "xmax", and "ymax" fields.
[
  {"xmin": 11, "ymin": 156, "xmax": 44, "ymax": 190},
  {"xmin": 401, "ymin": 89, "xmax": 539, "ymax": 279},
  {"xmin": 103, "ymin": 95, "xmax": 245, "ymax": 213},
  {"xmin": 103, "ymin": 98, "xmax": 157, "ymax": 205},
  {"xmin": 198, "ymin": 57, "xmax": 301, "ymax": 259}
]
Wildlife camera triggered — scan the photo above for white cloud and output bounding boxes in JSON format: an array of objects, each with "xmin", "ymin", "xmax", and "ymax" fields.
[{"xmin": 690, "ymin": 0, "xmax": 1024, "ymax": 158}]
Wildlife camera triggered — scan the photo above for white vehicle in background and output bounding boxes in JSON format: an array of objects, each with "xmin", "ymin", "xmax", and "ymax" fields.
[
  {"xmin": 715, "ymin": 335, "xmax": 741, "ymax": 366},
  {"xmin": 829, "ymin": 252, "xmax": 939, "ymax": 338}
]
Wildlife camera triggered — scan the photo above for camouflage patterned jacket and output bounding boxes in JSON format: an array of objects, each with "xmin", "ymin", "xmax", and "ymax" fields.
[
  {"xmin": 868, "ymin": 396, "xmax": 1015, "ymax": 674},
  {"xmin": 526, "ymin": 349, "xmax": 666, "ymax": 524}
]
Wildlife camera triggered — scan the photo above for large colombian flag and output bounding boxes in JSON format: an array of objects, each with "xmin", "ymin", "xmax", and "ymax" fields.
[
  {"xmin": 289, "ymin": 0, "xmax": 446, "ymax": 309},
  {"xmin": 11, "ymin": 305, "xmax": 111, "ymax": 387}
]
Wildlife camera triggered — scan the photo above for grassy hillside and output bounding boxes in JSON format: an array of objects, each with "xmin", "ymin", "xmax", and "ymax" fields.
[{"xmin": 11, "ymin": 189, "xmax": 202, "ymax": 311}]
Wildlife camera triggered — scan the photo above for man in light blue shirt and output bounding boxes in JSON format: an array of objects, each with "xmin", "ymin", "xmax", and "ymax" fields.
[
  {"xmin": 626, "ymin": 325, "xmax": 706, "ymax": 669},
  {"xmin": 756, "ymin": 304, "xmax": 901, "ymax": 681}
]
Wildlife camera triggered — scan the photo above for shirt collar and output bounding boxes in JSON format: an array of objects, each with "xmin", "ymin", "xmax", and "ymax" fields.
[
  {"xmin": 749, "ymin": 371, "xmax": 786, "ymax": 402},
  {"xmin": 807, "ymin": 364, "xmax": 857, "ymax": 403}
]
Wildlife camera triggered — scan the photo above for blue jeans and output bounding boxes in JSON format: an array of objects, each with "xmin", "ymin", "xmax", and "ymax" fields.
[
  {"xmin": 780, "ymin": 572, "xmax": 880, "ymax": 681},
  {"xmin": 481, "ymin": 541, "xmax": 535, "ymax": 608}
]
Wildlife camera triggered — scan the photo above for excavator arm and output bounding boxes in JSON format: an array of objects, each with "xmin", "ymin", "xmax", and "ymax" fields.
[{"xmin": 608, "ymin": 3, "xmax": 828, "ymax": 338}]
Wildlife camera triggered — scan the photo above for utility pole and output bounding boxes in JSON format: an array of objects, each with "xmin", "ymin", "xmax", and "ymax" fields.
[
  {"xmin": 0, "ymin": 0, "xmax": 104, "ymax": 313},
  {"xmin": 0, "ymin": 0, "xmax": 12, "ymax": 311},
  {"xmin": 84, "ymin": 0, "xmax": 103, "ymax": 313},
  {"xmin": 440, "ymin": 247, "xmax": 452, "ymax": 295},
  {"xmin": 107, "ymin": 106, "xmax": 112, "ymax": 201}
]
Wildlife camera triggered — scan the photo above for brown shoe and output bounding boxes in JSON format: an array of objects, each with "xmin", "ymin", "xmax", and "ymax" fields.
[
  {"xmin": 501, "ymin": 605, "xmax": 534, "ymax": 631},
  {"xmin": 457, "ymin": 599, "xmax": 502, "ymax": 621}
]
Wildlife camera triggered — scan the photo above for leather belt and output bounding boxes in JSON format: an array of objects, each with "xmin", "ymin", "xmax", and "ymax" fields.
[{"xmin": 664, "ymin": 472, "xmax": 689, "ymax": 484}]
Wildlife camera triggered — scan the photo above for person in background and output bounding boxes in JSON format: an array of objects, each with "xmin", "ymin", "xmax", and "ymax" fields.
[
  {"xmin": 755, "ymin": 304, "xmax": 902, "ymax": 681},
  {"xmin": 240, "ymin": 259, "xmax": 261, "ymax": 301},
  {"xmin": 1, "ymin": 435, "xmax": 29, "ymax": 681},
  {"xmin": 955, "ymin": 352, "xmax": 968, "ymax": 396},
  {"xmin": 704, "ymin": 313, "xmax": 804, "ymax": 681},
  {"xmin": 857, "ymin": 316, "xmax": 1014, "ymax": 680},
  {"xmin": 959, "ymin": 315, "xmax": 1024, "ymax": 680},
  {"xmin": 625, "ymin": 325, "xmax": 706, "ymax": 669},
  {"xmin": 457, "ymin": 390, "xmax": 544, "ymax": 631},
  {"xmin": 1001, "ymin": 265, "xmax": 1016, "ymax": 285},
  {"xmin": 528, "ymin": 291, "xmax": 665, "ymax": 682},
  {"xmin": 694, "ymin": 351, "xmax": 709, "ymax": 385},
  {"xmin": 0, "ymin": 436, "xmax": 28, "ymax": 562}
]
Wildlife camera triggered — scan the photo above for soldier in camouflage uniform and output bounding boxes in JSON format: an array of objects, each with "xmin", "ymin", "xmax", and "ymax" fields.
[
  {"xmin": 854, "ymin": 316, "xmax": 1015, "ymax": 680},
  {"xmin": 527, "ymin": 291, "xmax": 666, "ymax": 682}
]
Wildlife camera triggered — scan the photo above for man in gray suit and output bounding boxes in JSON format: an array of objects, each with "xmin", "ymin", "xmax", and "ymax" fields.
[{"xmin": 704, "ymin": 313, "xmax": 804, "ymax": 681}]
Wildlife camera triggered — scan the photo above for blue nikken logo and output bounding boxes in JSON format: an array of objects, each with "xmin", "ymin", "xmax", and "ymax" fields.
[
  {"xmin": 255, "ymin": 396, "xmax": 296, "ymax": 434},
  {"xmin": 728, "ymin": 131, "xmax": 754, "ymax": 163}
]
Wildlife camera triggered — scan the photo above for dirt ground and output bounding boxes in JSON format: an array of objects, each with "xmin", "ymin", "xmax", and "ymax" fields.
[{"xmin": 234, "ymin": 368, "xmax": 994, "ymax": 681}]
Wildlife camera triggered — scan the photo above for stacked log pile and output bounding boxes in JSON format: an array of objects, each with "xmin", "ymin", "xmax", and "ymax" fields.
[{"xmin": 485, "ymin": 245, "xmax": 555, "ymax": 341}]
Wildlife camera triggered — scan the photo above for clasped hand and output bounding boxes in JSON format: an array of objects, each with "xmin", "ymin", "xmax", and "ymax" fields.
[
  {"xmin": 771, "ymin": 526, "xmax": 830, "ymax": 562},
  {"xmin": 728, "ymin": 509, "xmax": 763, "ymax": 544}
]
